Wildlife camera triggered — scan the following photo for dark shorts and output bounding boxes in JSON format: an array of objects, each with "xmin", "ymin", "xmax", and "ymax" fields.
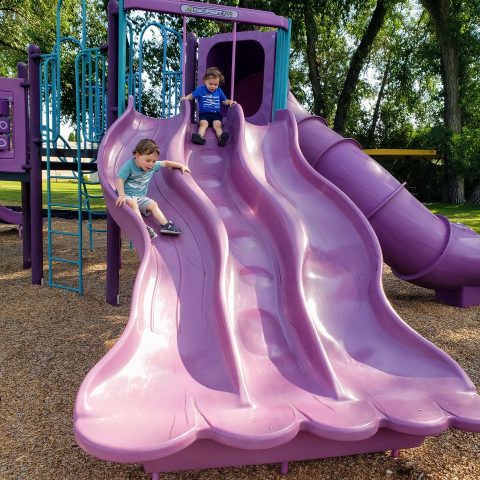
[{"xmin": 198, "ymin": 111, "xmax": 223, "ymax": 126}]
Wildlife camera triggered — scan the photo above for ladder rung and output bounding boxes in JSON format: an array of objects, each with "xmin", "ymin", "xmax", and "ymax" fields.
[
  {"xmin": 83, "ymin": 194, "xmax": 104, "ymax": 199},
  {"xmin": 49, "ymin": 175, "xmax": 78, "ymax": 180},
  {"xmin": 50, "ymin": 282, "xmax": 81, "ymax": 293},
  {"xmin": 51, "ymin": 257, "xmax": 79, "ymax": 265},
  {"xmin": 49, "ymin": 230, "xmax": 80, "ymax": 237},
  {"xmin": 87, "ymin": 211, "xmax": 106, "ymax": 216},
  {"xmin": 49, "ymin": 203, "xmax": 81, "ymax": 209}
]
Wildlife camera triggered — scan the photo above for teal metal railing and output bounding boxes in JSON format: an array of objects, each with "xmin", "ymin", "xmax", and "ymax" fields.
[{"xmin": 40, "ymin": 0, "xmax": 107, "ymax": 295}]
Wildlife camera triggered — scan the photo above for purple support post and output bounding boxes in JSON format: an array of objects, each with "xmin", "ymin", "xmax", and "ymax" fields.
[
  {"xmin": 230, "ymin": 22, "xmax": 237, "ymax": 101},
  {"xmin": 17, "ymin": 62, "xmax": 31, "ymax": 269},
  {"xmin": 28, "ymin": 45, "xmax": 43, "ymax": 285},
  {"xmin": 106, "ymin": 0, "xmax": 122, "ymax": 305},
  {"xmin": 185, "ymin": 32, "xmax": 197, "ymax": 123},
  {"xmin": 151, "ymin": 473, "xmax": 160, "ymax": 480},
  {"xmin": 280, "ymin": 461, "xmax": 289, "ymax": 475},
  {"xmin": 181, "ymin": 16, "xmax": 187, "ymax": 97},
  {"xmin": 390, "ymin": 449, "xmax": 399, "ymax": 458}
]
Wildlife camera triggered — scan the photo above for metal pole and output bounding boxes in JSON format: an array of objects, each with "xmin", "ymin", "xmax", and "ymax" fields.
[
  {"xmin": 117, "ymin": 0, "xmax": 126, "ymax": 115},
  {"xmin": 230, "ymin": 22, "xmax": 237, "ymax": 101},
  {"xmin": 107, "ymin": 0, "xmax": 122, "ymax": 305},
  {"xmin": 27, "ymin": 44, "xmax": 43, "ymax": 285},
  {"xmin": 181, "ymin": 16, "xmax": 187, "ymax": 97}
]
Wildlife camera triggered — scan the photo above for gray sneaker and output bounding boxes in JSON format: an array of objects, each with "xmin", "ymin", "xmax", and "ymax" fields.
[
  {"xmin": 160, "ymin": 220, "xmax": 182, "ymax": 236},
  {"xmin": 146, "ymin": 226, "xmax": 157, "ymax": 239}
]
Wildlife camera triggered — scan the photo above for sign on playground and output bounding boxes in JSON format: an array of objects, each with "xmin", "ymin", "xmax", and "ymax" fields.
[{"xmin": 180, "ymin": 4, "xmax": 239, "ymax": 19}]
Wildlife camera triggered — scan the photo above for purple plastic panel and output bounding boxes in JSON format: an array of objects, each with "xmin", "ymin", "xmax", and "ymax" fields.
[
  {"xmin": 0, "ymin": 99, "xmax": 10, "ymax": 152},
  {"xmin": 142, "ymin": 431, "xmax": 424, "ymax": 473},
  {"xmin": 197, "ymin": 30, "xmax": 276, "ymax": 125},
  {"xmin": 0, "ymin": 117, "xmax": 10, "ymax": 132},
  {"xmin": 0, "ymin": 205, "xmax": 22, "ymax": 225},
  {"xmin": 124, "ymin": 0, "xmax": 288, "ymax": 29},
  {"xmin": 0, "ymin": 77, "xmax": 27, "ymax": 173}
]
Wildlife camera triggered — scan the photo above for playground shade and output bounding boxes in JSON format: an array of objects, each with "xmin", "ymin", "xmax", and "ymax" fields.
[{"xmin": 74, "ymin": 99, "xmax": 480, "ymax": 472}]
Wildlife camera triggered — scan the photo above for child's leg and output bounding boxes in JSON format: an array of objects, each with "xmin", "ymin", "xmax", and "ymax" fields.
[
  {"xmin": 212, "ymin": 119, "xmax": 223, "ymax": 138},
  {"xmin": 125, "ymin": 197, "xmax": 145, "ymax": 223},
  {"xmin": 145, "ymin": 200, "xmax": 168, "ymax": 226},
  {"xmin": 213, "ymin": 119, "xmax": 229, "ymax": 146},
  {"xmin": 197, "ymin": 119, "xmax": 209, "ymax": 138}
]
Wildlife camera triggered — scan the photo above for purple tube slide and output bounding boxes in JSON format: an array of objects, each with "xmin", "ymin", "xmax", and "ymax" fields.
[
  {"xmin": 288, "ymin": 93, "xmax": 480, "ymax": 308},
  {"xmin": 74, "ymin": 98, "xmax": 480, "ymax": 475}
]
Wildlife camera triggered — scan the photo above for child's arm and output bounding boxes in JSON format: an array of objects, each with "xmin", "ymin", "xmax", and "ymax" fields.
[
  {"xmin": 115, "ymin": 177, "xmax": 127, "ymax": 206},
  {"xmin": 159, "ymin": 160, "xmax": 192, "ymax": 174},
  {"xmin": 180, "ymin": 93, "xmax": 193, "ymax": 101},
  {"xmin": 222, "ymin": 99, "xmax": 237, "ymax": 106}
]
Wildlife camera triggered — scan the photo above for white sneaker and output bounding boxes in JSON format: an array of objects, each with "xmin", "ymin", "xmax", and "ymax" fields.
[{"xmin": 146, "ymin": 226, "xmax": 157, "ymax": 239}]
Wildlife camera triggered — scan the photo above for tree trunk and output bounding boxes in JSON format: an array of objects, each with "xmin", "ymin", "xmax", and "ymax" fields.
[
  {"xmin": 422, "ymin": 0, "xmax": 464, "ymax": 204},
  {"xmin": 367, "ymin": 55, "xmax": 391, "ymax": 147},
  {"xmin": 333, "ymin": 0, "xmax": 388, "ymax": 135},
  {"xmin": 443, "ymin": 174, "xmax": 464, "ymax": 204},
  {"xmin": 470, "ymin": 183, "xmax": 480, "ymax": 205},
  {"xmin": 303, "ymin": 1, "xmax": 327, "ymax": 117}
]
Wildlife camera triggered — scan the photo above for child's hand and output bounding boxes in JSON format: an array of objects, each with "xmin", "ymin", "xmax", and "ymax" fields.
[
  {"xmin": 180, "ymin": 165, "xmax": 192, "ymax": 175},
  {"xmin": 116, "ymin": 194, "xmax": 126, "ymax": 206},
  {"xmin": 228, "ymin": 100, "xmax": 237, "ymax": 106}
]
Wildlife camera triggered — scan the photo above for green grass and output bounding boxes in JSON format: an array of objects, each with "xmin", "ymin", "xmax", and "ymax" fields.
[
  {"xmin": 0, "ymin": 180, "xmax": 106, "ymax": 211},
  {"xmin": 1, "ymin": 181, "xmax": 479, "ymax": 232},
  {"xmin": 425, "ymin": 202, "xmax": 480, "ymax": 233}
]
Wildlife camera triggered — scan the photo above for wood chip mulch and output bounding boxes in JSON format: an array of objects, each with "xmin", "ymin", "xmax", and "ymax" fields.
[{"xmin": 0, "ymin": 219, "xmax": 479, "ymax": 480}]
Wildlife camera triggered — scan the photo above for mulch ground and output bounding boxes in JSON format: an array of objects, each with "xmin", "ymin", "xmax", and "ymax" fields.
[{"xmin": 0, "ymin": 219, "xmax": 479, "ymax": 480}]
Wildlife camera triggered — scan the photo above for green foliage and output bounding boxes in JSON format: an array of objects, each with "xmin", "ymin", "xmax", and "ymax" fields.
[
  {"xmin": 450, "ymin": 127, "xmax": 480, "ymax": 185},
  {"xmin": 1, "ymin": 0, "xmax": 480, "ymax": 204}
]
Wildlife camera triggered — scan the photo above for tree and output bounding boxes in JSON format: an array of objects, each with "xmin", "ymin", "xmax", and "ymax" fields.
[
  {"xmin": 333, "ymin": 0, "xmax": 390, "ymax": 135},
  {"xmin": 421, "ymin": 0, "xmax": 464, "ymax": 203}
]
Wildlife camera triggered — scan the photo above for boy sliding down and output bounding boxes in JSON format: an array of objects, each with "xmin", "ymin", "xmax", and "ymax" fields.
[
  {"xmin": 115, "ymin": 139, "xmax": 191, "ymax": 239},
  {"xmin": 181, "ymin": 66, "xmax": 236, "ymax": 146}
]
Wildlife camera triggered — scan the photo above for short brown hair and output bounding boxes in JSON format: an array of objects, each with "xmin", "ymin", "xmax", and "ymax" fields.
[
  {"xmin": 132, "ymin": 139, "xmax": 159, "ymax": 156},
  {"xmin": 203, "ymin": 66, "xmax": 225, "ymax": 85}
]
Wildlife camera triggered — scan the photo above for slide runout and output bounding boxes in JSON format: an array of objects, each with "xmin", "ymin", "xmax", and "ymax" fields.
[
  {"xmin": 74, "ymin": 99, "xmax": 480, "ymax": 470},
  {"xmin": 288, "ymin": 93, "xmax": 480, "ymax": 307},
  {"xmin": 75, "ymin": 99, "xmax": 254, "ymax": 461},
  {"xmin": 186, "ymin": 108, "xmax": 354, "ymax": 442},
  {"xmin": 227, "ymin": 105, "xmax": 345, "ymax": 400},
  {"xmin": 250, "ymin": 108, "xmax": 479, "ymax": 434}
]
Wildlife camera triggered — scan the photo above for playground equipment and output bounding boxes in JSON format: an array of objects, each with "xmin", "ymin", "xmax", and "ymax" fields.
[
  {"xmin": 74, "ymin": 1, "xmax": 480, "ymax": 479},
  {"xmin": 288, "ymin": 94, "xmax": 480, "ymax": 307},
  {"xmin": 0, "ymin": 63, "xmax": 42, "ymax": 275}
]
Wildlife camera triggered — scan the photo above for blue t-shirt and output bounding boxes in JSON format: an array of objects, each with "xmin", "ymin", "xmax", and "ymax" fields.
[
  {"xmin": 116, "ymin": 158, "xmax": 162, "ymax": 196},
  {"xmin": 192, "ymin": 85, "xmax": 227, "ymax": 113}
]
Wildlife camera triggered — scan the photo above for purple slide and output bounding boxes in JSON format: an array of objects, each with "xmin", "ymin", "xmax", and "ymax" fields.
[
  {"xmin": 74, "ymin": 98, "xmax": 480, "ymax": 475},
  {"xmin": 288, "ymin": 93, "xmax": 480, "ymax": 307},
  {"xmin": 0, "ymin": 204, "xmax": 21, "ymax": 226}
]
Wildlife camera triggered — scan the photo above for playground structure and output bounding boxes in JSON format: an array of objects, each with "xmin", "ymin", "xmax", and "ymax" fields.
[
  {"xmin": 0, "ymin": 0, "xmax": 479, "ymax": 478},
  {"xmin": 72, "ymin": 1, "xmax": 480, "ymax": 479}
]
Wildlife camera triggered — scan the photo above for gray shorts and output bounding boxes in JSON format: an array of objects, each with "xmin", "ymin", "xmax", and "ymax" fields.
[{"xmin": 126, "ymin": 195, "xmax": 154, "ymax": 216}]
